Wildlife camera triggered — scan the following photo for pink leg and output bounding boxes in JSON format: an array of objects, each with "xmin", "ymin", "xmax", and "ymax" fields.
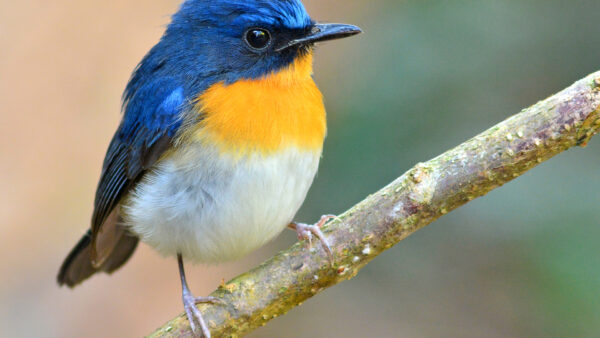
[{"xmin": 178, "ymin": 254, "xmax": 223, "ymax": 337}]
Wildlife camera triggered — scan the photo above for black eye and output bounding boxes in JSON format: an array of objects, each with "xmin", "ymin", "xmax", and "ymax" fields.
[{"xmin": 245, "ymin": 28, "xmax": 271, "ymax": 50}]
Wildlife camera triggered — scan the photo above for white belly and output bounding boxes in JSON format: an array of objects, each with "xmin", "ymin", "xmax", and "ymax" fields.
[{"xmin": 122, "ymin": 143, "xmax": 321, "ymax": 263}]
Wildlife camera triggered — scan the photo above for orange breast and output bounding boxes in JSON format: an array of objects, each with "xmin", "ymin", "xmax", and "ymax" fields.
[{"xmin": 190, "ymin": 53, "xmax": 326, "ymax": 156}]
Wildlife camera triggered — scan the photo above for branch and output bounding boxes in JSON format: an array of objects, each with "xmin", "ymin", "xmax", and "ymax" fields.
[{"xmin": 149, "ymin": 71, "xmax": 600, "ymax": 337}]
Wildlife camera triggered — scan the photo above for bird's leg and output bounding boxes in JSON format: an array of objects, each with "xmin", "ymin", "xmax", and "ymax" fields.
[
  {"xmin": 288, "ymin": 215, "xmax": 338, "ymax": 263},
  {"xmin": 178, "ymin": 254, "xmax": 221, "ymax": 338}
]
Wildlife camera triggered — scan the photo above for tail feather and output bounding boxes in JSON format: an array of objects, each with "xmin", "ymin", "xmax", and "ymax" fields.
[
  {"xmin": 57, "ymin": 230, "xmax": 95, "ymax": 287},
  {"xmin": 57, "ymin": 228, "xmax": 139, "ymax": 288}
]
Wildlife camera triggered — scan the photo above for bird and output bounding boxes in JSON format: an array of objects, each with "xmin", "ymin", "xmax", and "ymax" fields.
[{"xmin": 57, "ymin": 0, "xmax": 361, "ymax": 336}]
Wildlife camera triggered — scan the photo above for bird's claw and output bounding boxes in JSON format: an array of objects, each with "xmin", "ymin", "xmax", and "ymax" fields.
[
  {"xmin": 183, "ymin": 290, "xmax": 219, "ymax": 337},
  {"xmin": 290, "ymin": 215, "xmax": 338, "ymax": 265},
  {"xmin": 194, "ymin": 296, "xmax": 224, "ymax": 306}
]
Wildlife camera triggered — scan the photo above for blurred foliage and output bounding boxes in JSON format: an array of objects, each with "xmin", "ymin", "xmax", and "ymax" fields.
[{"xmin": 2, "ymin": 0, "xmax": 600, "ymax": 337}]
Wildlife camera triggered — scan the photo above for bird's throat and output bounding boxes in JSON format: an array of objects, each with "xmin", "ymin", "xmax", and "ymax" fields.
[{"xmin": 191, "ymin": 53, "xmax": 326, "ymax": 156}]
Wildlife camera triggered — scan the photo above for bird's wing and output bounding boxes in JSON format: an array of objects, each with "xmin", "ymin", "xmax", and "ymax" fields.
[{"xmin": 90, "ymin": 78, "xmax": 186, "ymax": 263}]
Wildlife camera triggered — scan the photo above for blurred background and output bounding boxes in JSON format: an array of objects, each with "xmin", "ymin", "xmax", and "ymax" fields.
[{"xmin": 2, "ymin": 0, "xmax": 600, "ymax": 337}]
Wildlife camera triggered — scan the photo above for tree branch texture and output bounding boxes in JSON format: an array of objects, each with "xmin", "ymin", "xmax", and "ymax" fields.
[{"xmin": 149, "ymin": 71, "xmax": 600, "ymax": 337}]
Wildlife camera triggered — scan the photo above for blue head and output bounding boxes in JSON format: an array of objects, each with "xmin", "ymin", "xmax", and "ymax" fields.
[
  {"xmin": 165, "ymin": 0, "xmax": 311, "ymax": 82},
  {"xmin": 125, "ymin": 0, "xmax": 361, "ymax": 101}
]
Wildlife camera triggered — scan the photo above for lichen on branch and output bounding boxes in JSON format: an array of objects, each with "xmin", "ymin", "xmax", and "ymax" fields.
[{"xmin": 149, "ymin": 71, "xmax": 600, "ymax": 338}]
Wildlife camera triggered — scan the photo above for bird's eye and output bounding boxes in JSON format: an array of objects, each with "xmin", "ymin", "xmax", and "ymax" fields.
[{"xmin": 244, "ymin": 28, "xmax": 271, "ymax": 50}]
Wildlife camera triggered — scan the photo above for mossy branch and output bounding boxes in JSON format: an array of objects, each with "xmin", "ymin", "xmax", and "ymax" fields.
[{"xmin": 149, "ymin": 71, "xmax": 600, "ymax": 337}]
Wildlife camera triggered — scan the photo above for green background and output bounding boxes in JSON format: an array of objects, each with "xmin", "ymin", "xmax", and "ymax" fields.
[{"xmin": 278, "ymin": 1, "xmax": 600, "ymax": 337}]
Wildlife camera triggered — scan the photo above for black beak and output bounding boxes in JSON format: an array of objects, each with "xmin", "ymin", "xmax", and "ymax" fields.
[{"xmin": 275, "ymin": 23, "xmax": 362, "ymax": 52}]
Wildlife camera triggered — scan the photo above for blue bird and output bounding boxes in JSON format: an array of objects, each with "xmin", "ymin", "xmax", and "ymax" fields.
[{"xmin": 57, "ymin": 0, "xmax": 360, "ymax": 335}]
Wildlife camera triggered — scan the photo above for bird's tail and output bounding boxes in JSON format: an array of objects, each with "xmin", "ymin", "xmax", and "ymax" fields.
[{"xmin": 57, "ymin": 228, "xmax": 139, "ymax": 288}]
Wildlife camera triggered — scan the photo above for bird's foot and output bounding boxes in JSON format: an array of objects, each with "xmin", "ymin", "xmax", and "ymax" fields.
[
  {"xmin": 289, "ymin": 214, "xmax": 338, "ymax": 264},
  {"xmin": 182, "ymin": 289, "xmax": 222, "ymax": 337}
]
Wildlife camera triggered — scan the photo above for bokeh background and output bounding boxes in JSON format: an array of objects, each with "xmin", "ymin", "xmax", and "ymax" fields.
[{"xmin": 2, "ymin": 0, "xmax": 600, "ymax": 337}]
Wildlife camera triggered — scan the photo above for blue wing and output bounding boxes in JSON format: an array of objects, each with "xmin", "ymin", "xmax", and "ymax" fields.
[{"xmin": 91, "ymin": 78, "xmax": 185, "ymax": 238}]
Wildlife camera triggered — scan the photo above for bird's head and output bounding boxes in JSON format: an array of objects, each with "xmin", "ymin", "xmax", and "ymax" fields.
[{"xmin": 138, "ymin": 0, "xmax": 361, "ymax": 90}]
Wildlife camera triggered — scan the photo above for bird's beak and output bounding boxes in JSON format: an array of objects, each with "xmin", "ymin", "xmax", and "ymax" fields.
[{"xmin": 275, "ymin": 23, "xmax": 362, "ymax": 52}]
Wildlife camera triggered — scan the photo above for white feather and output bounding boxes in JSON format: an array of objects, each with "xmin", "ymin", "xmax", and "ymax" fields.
[{"xmin": 122, "ymin": 143, "xmax": 321, "ymax": 263}]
